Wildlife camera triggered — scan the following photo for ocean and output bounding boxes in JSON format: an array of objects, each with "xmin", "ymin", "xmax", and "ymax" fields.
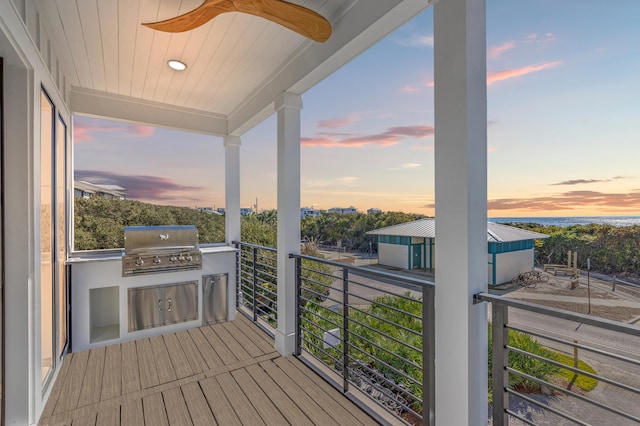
[{"xmin": 489, "ymin": 216, "xmax": 640, "ymax": 227}]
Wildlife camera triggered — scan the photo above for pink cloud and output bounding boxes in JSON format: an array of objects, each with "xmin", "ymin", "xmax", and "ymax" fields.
[
  {"xmin": 402, "ymin": 85, "xmax": 419, "ymax": 93},
  {"xmin": 302, "ymin": 125, "xmax": 434, "ymax": 148},
  {"xmin": 128, "ymin": 124, "xmax": 155, "ymax": 137},
  {"xmin": 488, "ymin": 41, "xmax": 516, "ymax": 58},
  {"xmin": 73, "ymin": 121, "xmax": 120, "ymax": 143},
  {"xmin": 425, "ymin": 80, "xmax": 434, "ymax": 88},
  {"xmin": 73, "ymin": 118, "xmax": 155, "ymax": 143},
  {"xmin": 487, "ymin": 61, "xmax": 561, "ymax": 85},
  {"xmin": 486, "ymin": 190, "xmax": 640, "ymax": 212},
  {"xmin": 317, "ymin": 113, "xmax": 363, "ymax": 129},
  {"xmin": 75, "ymin": 170, "xmax": 204, "ymax": 203},
  {"xmin": 73, "ymin": 124, "xmax": 94, "ymax": 142}
]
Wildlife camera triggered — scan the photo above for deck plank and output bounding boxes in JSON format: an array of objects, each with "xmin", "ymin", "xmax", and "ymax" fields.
[
  {"xmin": 287, "ymin": 358, "xmax": 380, "ymax": 426},
  {"xmin": 40, "ymin": 351, "xmax": 73, "ymax": 418},
  {"xmin": 121, "ymin": 340, "xmax": 141, "ymax": 394},
  {"xmin": 54, "ymin": 350, "xmax": 90, "ymax": 414},
  {"xmin": 162, "ymin": 387, "xmax": 194, "ymax": 426},
  {"xmin": 200, "ymin": 326, "xmax": 239, "ymax": 365},
  {"xmin": 214, "ymin": 372, "xmax": 265, "ymax": 425},
  {"xmin": 163, "ymin": 333, "xmax": 194, "ymax": 379},
  {"xmin": 96, "ymin": 405, "xmax": 120, "ymax": 426},
  {"xmin": 221, "ymin": 320, "xmax": 267, "ymax": 358},
  {"xmin": 211, "ymin": 324, "xmax": 253, "ymax": 361},
  {"xmin": 261, "ymin": 360, "xmax": 340, "ymax": 425},
  {"xmin": 69, "ymin": 411, "xmax": 97, "ymax": 426},
  {"xmin": 142, "ymin": 393, "xmax": 169, "ymax": 426},
  {"xmin": 150, "ymin": 335, "xmax": 178, "ymax": 384},
  {"xmin": 275, "ymin": 357, "xmax": 374, "ymax": 426},
  {"xmin": 187, "ymin": 328, "xmax": 222, "ymax": 369},
  {"xmin": 121, "ymin": 398, "xmax": 144, "ymax": 426},
  {"xmin": 175, "ymin": 330, "xmax": 209, "ymax": 375},
  {"xmin": 100, "ymin": 344, "xmax": 122, "ymax": 401},
  {"xmin": 244, "ymin": 363, "xmax": 314, "ymax": 426},
  {"xmin": 181, "ymin": 382, "xmax": 217, "ymax": 426},
  {"xmin": 199, "ymin": 376, "xmax": 242, "ymax": 426},
  {"xmin": 136, "ymin": 338, "xmax": 160, "ymax": 389},
  {"xmin": 233, "ymin": 315, "xmax": 275, "ymax": 354},
  {"xmin": 77, "ymin": 347, "xmax": 106, "ymax": 408},
  {"xmin": 41, "ymin": 315, "xmax": 379, "ymax": 426},
  {"xmin": 230, "ymin": 368, "xmax": 288, "ymax": 426}
]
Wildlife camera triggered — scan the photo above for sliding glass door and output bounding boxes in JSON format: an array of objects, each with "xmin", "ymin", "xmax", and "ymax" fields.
[{"xmin": 40, "ymin": 89, "xmax": 68, "ymax": 391}]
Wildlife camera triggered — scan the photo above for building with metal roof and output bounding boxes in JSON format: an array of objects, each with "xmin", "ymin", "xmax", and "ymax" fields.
[{"xmin": 367, "ymin": 218, "xmax": 549, "ymax": 285}]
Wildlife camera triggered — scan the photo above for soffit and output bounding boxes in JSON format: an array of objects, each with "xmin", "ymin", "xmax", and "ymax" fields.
[{"xmin": 37, "ymin": 0, "xmax": 430, "ymax": 135}]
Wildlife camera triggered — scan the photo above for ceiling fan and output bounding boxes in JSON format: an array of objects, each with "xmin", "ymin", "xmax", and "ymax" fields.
[{"xmin": 143, "ymin": 0, "xmax": 332, "ymax": 42}]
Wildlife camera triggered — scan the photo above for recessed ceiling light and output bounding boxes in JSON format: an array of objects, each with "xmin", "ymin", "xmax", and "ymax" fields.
[{"xmin": 168, "ymin": 60, "xmax": 187, "ymax": 71}]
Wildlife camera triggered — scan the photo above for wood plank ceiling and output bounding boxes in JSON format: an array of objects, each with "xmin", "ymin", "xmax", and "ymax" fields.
[
  {"xmin": 34, "ymin": 0, "xmax": 433, "ymax": 135},
  {"xmin": 40, "ymin": 0, "xmax": 341, "ymax": 117}
]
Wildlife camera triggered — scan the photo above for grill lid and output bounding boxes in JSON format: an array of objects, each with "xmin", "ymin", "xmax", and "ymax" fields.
[
  {"xmin": 122, "ymin": 225, "xmax": 202, "ymax": 276},
  {"xmin": 124, "ymin": 225, "xmax": 199, "ymax": 253}
]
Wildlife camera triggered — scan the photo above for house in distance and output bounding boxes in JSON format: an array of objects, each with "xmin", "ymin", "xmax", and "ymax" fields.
[{"xmin": 367, "ymin": 218, "xmax": 549, "ymax": 285}]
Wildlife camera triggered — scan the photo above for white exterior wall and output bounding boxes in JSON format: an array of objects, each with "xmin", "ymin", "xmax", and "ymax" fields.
[
  {"xmin": 378, "ymin": 243, "xmax": 408, "ymax": 269},
  {"xmin": 490, "ymin": 249, "xmax": 534, "ymax": 285},
  {"xmin": 1, "ymin": 1, "xmax": 72, "ymax": 423}
]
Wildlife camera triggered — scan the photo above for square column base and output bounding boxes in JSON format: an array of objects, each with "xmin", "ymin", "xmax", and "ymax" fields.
[{"xmin": 275, "ymin": 329, "xmax": 296, "ymax": 356}]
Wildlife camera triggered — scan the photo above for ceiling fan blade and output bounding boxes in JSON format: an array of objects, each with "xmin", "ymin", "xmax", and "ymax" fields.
[
  {"xmin": 237, "ymin": 0, "xmax": 332, "ymax": 42},
  {"xmin": 142, "ymin": 0, "xmax": 235, "ymax": 33},
  {"xmin": 142, "ymin": 0, "xmax": 332, "ymax": 42}
]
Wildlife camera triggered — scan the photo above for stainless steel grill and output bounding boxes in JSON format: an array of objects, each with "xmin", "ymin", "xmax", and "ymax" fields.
[{"xmin": 122, "ymin": 225, "xmax": 202, "ymax": 276}]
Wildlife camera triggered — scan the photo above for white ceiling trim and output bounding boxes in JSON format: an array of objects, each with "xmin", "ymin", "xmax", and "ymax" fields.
[{"xmin": 70, "ymin": 86, "xmax": 228, "ymax": 136}]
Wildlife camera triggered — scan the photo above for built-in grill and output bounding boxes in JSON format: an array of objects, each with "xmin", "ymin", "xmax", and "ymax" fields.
[{"xmin": 122, "ymin": 225, "xmax": 202, "ymax": 276}]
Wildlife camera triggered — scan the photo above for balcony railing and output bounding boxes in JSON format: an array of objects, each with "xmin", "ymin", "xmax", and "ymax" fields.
[
  {"xmin": 234, "ymin": 242, "xmax": 640, "ymax": 425},
  {"xmin": 290, "ymin": 253, "xmax": 435, "ymax": 426},
  {"xmin": 475, "ymin": 292, "xmax": 640, "ymax": 425},
  {"xmin": 235, "ymin": 242, "xmax": 278, "ymax": 332}
]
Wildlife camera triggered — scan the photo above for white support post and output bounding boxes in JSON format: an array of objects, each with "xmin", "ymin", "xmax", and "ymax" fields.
[
  {"xmin": 3, "ymin": 59, "xmax": 34, "ymax": 425},
  {"xmin": 433, "ymin": 0, "xmax": 488, "ymax": 424},
  {"xmin": 224, "ymin": 135, "xmax": 241, "ymax": 245},
  {"xmin": 224, "ymin": 135, "xmax": 241, "ymax": 322},
  {"xmin": 274, "ymin": 92, "xmax": 302, "ymax": 356}
]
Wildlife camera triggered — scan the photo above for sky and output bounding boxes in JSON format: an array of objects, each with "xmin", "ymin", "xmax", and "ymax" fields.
[{"xmin": 74, "ymin": 0, "xmax": 640, "ymax": 218}]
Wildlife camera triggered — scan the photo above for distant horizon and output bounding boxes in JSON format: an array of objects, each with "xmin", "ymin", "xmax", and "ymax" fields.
[{"xmin": 77, "ymin": 193, "xmax": 640, "ymax": 220}]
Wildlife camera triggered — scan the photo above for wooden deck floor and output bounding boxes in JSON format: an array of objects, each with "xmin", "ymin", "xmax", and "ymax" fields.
[{"xmin": 39, "ymin": 314, "xmax": 380, "ymax": 426}]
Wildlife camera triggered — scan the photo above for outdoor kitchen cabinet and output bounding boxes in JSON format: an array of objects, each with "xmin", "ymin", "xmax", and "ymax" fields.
[{"xmin": 128, "ymin": 281, "xmax": 198, "ymax": 332}]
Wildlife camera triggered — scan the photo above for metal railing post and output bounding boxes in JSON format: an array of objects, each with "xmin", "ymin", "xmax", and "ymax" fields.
[
  {"xmin": 235, "ymin": 242, "xmax": 240, "ymax": 308},
  {"xmin": 252, "ymin": 246, "xmax": 258, "ymax": 322},
  {"xmin": 342, "ymin": 267, "xmax": 350, "ymax": 393},
  {"xmin": 295, "ymin": 256, "xmax": 302, "ymax": 356},
  {"xmin": 492, "ymin": 302, "xmax": 509, "ymax": 426},
  {"xmin": 423, "ymin": 286, "xmax": 435, "ymax": 426}
]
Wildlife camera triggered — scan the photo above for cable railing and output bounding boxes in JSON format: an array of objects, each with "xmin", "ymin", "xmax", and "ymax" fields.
[
  {"xmin": 235, "ymin": 242, "xmax": 278, "ymax": 330},
  {"xmin": 475, "ymin": 292, "xmax": 640, "ymax": 426},
  {"xmin": 290, "ymin": 253, "xmax": 435, "ymax": 426}
]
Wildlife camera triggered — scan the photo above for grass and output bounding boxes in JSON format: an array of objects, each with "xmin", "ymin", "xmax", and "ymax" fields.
[{"xmin": 554, "ymin": 352, "xmax": 599, "ymax": 391}]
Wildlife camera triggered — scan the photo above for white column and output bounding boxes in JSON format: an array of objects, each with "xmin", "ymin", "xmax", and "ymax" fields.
[
  {"xmin": 224, "ymin": 135, "xmax": 241, "ymax": 322},
  {"xmin": 224, "ymin": 135, "xmax": 241, "ymax": 245},
  {"xmin": 274, "ymin": 92, "xmax": 302, "ymax": 356},
  {"xmin": 3, "ymin": 62, "xmax": 34, "ymax": 425},
  {"xmin": 433, "ymin": 0, "xmax": 488, "ymax": 424}
]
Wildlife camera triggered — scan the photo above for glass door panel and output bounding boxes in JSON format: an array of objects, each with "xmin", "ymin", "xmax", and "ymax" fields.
[
  {"xmin": 56, "ymin": 116, "xmax": 67, "ymax": 357},
  {"xmin": 40, "ymin": 91, "xmax": 55, "ymax": 385}
]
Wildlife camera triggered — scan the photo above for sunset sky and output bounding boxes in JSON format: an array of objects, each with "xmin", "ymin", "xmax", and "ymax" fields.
[{"xmin": 74, "ymin": 0, "xmax": 640, "ymax": 218}]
